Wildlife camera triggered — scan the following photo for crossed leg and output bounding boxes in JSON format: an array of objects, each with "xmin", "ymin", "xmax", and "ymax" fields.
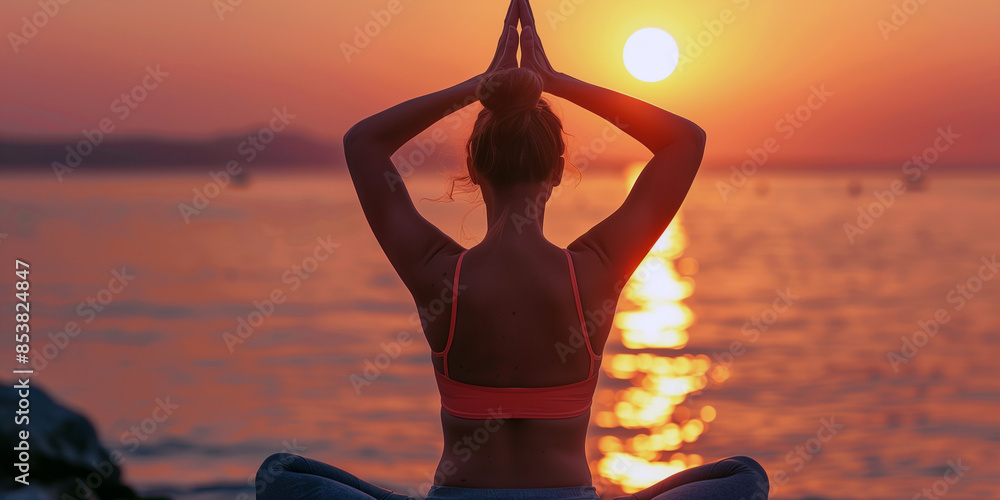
[
  {"xmin": 255, "ymin": 453, "xmax": 768, "ymax": 500},
  {"xmin": 618, "ymin": 456, "xmax": 770, "ymax": 500},
  {"xmin": 255, "ymin": 453, "xmax": 413, "ymax": 500}
]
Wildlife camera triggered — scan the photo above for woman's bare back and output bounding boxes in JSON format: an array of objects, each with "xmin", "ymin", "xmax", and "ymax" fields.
[{"xmin": 417, "ymin": 242, "xmax": 614, "ymax": 487}]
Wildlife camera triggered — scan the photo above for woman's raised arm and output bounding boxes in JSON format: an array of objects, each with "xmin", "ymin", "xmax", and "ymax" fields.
[
  {"xmin": 342, "ymin": 1, "xmax": 521, "ymax": 285},
  {"xmin": 519, "ymin": 0, "xmax": 706, "ymax": 283},
  {"xmin": 344, "ymin": 1, "xmax": 520, "ymax": 151}
]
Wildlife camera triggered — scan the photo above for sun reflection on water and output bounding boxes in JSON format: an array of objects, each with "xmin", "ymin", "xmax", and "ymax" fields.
[{"xmin": 592, "ymin": 164, "xmax": 730, "ymax": 494}]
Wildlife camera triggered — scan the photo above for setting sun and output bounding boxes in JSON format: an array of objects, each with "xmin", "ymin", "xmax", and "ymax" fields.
[{"xmin": 624, "ymin": 28, "xmax": 680, "ymax": 82}]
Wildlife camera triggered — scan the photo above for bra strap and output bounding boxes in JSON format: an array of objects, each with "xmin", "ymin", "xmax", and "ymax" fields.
[
  {"xmin": 432, "ymin": 249, "xmax": 467, "ymax": 378},
  {"xmin": 563, "ymin": 248, "xmax": 599, "ymax": 378}
]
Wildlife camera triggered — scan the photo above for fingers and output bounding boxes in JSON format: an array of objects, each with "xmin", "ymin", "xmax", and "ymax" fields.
[
  {"xmin": 504, "ymin": 0, "xmax": 520, "ymax": 29},
  {"xmin": 518, "ymin": 3, "xmax": 546, "ymax": 57},
  {"xmin": 520, "ymin": 26, "xmax": 535, "ymax": 58},
  {"xmin": 502, "ymin": 25, "xmax": 518, "ymax": 62},
  {"xmin": 487, "ymin": 25, "xmax": 519, "ymax": 73},
  {"xmin": 492, "ymin": 2, "xmax": 519, "ymax": 65},
  {"xmin": 521, "ymin": 26, "xmax": 543, "ymax": 59},
  {"xmin": 519, "ymin": 0, "xmax": 536, "ymax": 29},
  {"xmin": 486, "ymin": 1, "xmax": 523, "ymax": 74},
  {"xmin": 521, "ymin": 26, "xmax": 553, "ymax": 73}
]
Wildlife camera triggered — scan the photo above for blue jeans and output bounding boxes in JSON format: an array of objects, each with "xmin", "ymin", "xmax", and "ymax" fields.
[
  {"xmin": 426, "ymin": 486, "xmax": 599, "ymax": 500},
  {"xmin": 255, "ymin": 453, "xmax": 768, "ymax": 500}
]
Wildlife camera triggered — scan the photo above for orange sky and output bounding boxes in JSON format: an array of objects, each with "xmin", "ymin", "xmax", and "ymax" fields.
[{"xmin": 1, "ymin": 0, "xmax": 997, "ymax": 168}]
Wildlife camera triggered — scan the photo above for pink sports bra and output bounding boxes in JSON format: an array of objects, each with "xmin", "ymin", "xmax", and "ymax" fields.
[{"xmin": 431, "ymin": 248, "xmax": 602, "ymax": 420}]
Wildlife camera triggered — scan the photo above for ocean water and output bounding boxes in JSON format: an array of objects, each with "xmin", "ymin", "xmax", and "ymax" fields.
[{"xmin": 0, "ymin": 167, "xmax": 997, "ymax": 499}]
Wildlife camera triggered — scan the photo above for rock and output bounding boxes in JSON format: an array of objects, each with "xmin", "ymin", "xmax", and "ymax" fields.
[{"xmin": 0, "ymin": 380, "xmax": 141, "ymax": 499}]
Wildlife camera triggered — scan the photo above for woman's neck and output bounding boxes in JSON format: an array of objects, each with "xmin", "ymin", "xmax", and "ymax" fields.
[{"xmin": 481, "ymin": 182, "xmax": 553, "ymax": 246}]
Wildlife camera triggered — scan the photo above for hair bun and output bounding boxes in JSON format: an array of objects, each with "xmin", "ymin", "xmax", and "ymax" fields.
[{"xmin": 478, "ymin": 68, "xmax": 543, "ymax": 116}]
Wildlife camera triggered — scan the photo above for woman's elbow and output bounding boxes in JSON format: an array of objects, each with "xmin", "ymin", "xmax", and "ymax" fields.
[
  {"xmin": 655, "ymin": 121, "xmax": 706, "ymax": 153},
  {"xmin": 342, "ymin": 122, "xmax": 368, "ymax": 151},
  {"xmin": 685, "ymin": 122, "xmax": 707, "ymax": 145},
  {"xmin": 343, "ymin": 120, "xmax": 391, "ymax": 156}
]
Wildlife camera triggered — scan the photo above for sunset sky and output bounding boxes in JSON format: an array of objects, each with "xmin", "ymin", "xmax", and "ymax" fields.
[{"xmin": 1, "ymin": 0, "xmax": 997, "ymax": 169}]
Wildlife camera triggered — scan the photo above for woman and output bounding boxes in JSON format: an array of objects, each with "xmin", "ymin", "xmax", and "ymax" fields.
[{"xmin": 256, "ymin": 1, "xmax": 768, "ymax": 499}]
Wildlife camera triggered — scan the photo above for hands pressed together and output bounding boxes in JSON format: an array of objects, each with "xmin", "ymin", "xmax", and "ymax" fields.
[{"xmin": 484, "ymin": 0, "xmax": 562, "ymax": 90}]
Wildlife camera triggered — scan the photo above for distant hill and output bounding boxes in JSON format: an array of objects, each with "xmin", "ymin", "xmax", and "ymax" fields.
[
  {"xmin": 0, "ymin": 132, "xmax": 345, "ymax": 170},
  {"xmin": 4, "ymin": 133, "xmax": 994, "ymax": 174}
]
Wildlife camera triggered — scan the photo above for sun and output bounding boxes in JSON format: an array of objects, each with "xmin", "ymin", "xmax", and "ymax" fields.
[{"xmin": 624, "ymin": 28, "xmax": 680, "ymax": 82}]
